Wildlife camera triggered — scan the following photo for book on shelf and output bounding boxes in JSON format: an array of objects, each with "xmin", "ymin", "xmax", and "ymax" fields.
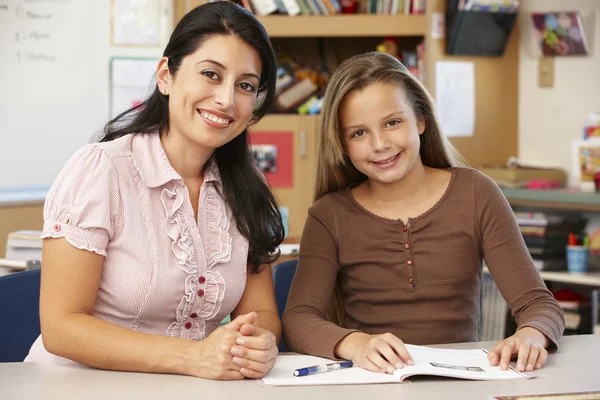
[
  {"xmin": 262, "ymin": 345, "xmax": 530, "ymax": 386},
  {"xmin": 249, "ymin": 0, "xmax": 278, "ymax": 16},
  {"xmin": 274, "ymin": 78, "xmax": 318, "ymax": 112}
]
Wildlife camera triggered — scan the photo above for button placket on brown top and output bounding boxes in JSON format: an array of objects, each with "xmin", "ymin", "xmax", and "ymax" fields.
[{"xmin": 403, "ymin": 223, "xmax": 416, "ymax": 288}]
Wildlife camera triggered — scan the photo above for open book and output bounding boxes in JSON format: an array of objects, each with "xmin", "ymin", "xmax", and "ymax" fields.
[{"xmin": 262, "ymin": 344, "xmax": 530, "ymax": 386}]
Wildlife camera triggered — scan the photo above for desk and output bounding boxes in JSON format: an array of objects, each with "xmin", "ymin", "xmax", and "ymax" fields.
[{"xmin": 1, "ymin": 335, "xmax": 598, "ymax": 400}]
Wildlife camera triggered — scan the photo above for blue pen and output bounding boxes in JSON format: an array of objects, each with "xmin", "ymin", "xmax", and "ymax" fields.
[{"xmin": 293, "ymin": 360, "xmax": 354, "ymax": 377}]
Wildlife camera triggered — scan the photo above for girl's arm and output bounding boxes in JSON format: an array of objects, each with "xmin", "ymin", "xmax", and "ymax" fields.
[
  {"xmin": 473, "ymin": 170, "xmax": 565, "ymax": 370},
  {"xmin": 40, "ymin": 238, "xmax": 248, "ymax": 380},
  {"xmin": 282, "ymin": 198, "xmax": 360, "ymax": 359}
]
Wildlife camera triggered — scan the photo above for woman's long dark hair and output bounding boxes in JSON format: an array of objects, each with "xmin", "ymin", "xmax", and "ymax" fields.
[{"xmin": 101, "ymin": 2, "xmax": 284, "ymax": 272}]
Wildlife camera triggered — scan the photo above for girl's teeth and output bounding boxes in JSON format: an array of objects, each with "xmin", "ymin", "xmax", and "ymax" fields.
[{"xmin": 377, "ymin": 155, "xmax": 398, "ymax": 164}]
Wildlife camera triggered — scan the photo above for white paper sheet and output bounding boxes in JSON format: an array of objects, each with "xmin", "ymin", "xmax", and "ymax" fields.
[
  {"xmin": 435, "ymin": 61, "xmax": 475, "ymax": 137},
  {"xmin": 112, "ymin": 0, "xmax": 161, "ymax": 46},
  {"xmin": 110, "ymin": 57, "xmax": 159, "ymax": 118}
]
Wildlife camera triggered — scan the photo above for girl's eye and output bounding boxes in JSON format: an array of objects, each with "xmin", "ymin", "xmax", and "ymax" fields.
[
  {"xmin": 386, "ymin": 119, "xmax": 402, "ymax": 127},
  {"xmin": 351, "ymin": 130, "xmax": 366, "ymax": 138},
  {"xmin": 239, "ymin": 82, "xmax": 257, "ymax": 93},
  {"xmin": 202, "ymin": 70, "xmax": 219, "ymax": 80}
]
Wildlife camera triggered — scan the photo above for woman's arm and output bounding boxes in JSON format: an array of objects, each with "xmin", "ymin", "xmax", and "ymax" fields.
[
  {"xmin": 228, "ymin": 263, "xmax": 280, "ymax": 378},
  {"xmin": 231, "ymin": 263, "xmax": 281, "ymax": 341},
  {"xmin": 40, "ymin": 238, "xmax": 247, "ymax": 380}
]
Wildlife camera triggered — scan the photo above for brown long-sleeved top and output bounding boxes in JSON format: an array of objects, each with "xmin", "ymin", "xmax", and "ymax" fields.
[{"xmin": 282, "ymin": 168, "xmax": 565, "ymax": 359}]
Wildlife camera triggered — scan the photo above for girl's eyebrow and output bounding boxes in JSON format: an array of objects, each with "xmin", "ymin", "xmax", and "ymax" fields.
[
  {"xmin": 343, "ymin": 111, "xmax": 407, "ymax": 132},
  {"xmin": 381, "ymin": 111, "xmax": 406, "ymax": 120}
]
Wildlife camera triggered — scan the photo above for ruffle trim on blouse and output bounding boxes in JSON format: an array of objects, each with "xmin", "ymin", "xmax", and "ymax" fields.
[
  {"xmin": 162, "ymin": 183, "xmax": 230, "ymax": 340},
  {"xmin": 204, "ymin": 184, "xmax": 232, "ymax": 268}
]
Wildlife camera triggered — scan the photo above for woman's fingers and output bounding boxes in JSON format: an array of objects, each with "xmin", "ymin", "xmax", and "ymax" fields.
[{"xmin": 231, "ymin": 346, "xmax": 277, "ymax": 363}]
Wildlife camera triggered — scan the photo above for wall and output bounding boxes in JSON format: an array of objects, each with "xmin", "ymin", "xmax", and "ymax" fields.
[
  {"xmin": 518, "ymin": 0, "xmax": 600, "ymax": 185},
  {"xmin": 0, "ymin": 0, "xmax": 173, "ymax": 188}
]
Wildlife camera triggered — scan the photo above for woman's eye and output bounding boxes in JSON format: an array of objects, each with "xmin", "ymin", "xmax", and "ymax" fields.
[
  {"xmin": 202, "ymin": 70, "xmax": 219, "ymax": 80},
  {"xmin": 351, "ymin": 130, "xmax": 366, "ymax": 138},
  {"xmin": 239, "ymin": 82, "xmax": 257, "ymax": 93},
  {"xmin": 387, "ymin": 119, "xmax": 401, "ymax": 127}
]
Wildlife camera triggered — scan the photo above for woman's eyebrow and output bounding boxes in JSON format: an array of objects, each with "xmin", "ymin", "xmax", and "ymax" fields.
[{"xmin": 196, "ymin": 59, "xmax": 260, "ymax": 81}]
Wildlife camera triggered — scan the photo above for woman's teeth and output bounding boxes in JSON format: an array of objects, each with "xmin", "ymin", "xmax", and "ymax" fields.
[{"xmin": 200, "ymin": 111, "xmax": 230, "ymax": 126}]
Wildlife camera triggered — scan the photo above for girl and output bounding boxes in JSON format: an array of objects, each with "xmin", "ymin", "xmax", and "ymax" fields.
[
  {"xmin": 282, "ymin": 52, "xmax": 565, "ymax": 375},
  {"xmin": 26, "ymin": 2, "xmax": 283, "ymax": 380}
]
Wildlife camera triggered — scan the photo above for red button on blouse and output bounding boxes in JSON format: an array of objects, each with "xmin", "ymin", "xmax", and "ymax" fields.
[
  {"xmin": 402, "ymin": 226, "xmax": 407, "ymax": 232},
  {"xmin": 197, "ymin": 289, "xmax": 204, "ymax": 297},
  {"xmin": 190, "ymin": 313, "xmax": 198, "ymax": 319},
  {"xmin": 184, "ymin": 322, "xmax": 192, "ymax": 329},
  {"xmin": 198, "ymin": 276, "xmax": 206, "ymax": 284},
  {"xmin": 408, "ymin": 278, "xmax": 414, "ymax": 285}
]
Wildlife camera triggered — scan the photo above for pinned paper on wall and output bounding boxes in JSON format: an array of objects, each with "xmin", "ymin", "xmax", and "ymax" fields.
[
  {"xmin": 111, "ymin": 0, "xmax": 161, "ymax": 46},
  {"xmin": 435, "ymin": 61, "xmax": 475, "ymax": 137},
  {"xmin": 249, "ymin": 131, "xmax": 294, "ymax": 188},
  {"xmin": 110, "ymin": 57, "xmax": 159, "ymax": 118},
  {"xmin": 431, "ymin": 12, "xmax": 445, "ymax": 39}
]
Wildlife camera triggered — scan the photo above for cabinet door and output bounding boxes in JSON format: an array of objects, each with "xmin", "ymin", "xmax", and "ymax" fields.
[{"xmin": 248, "ymin": 115, "xmax": 317, "ymax": 239}]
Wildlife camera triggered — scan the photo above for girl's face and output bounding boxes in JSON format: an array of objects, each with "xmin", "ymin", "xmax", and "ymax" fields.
[
  {"xmin": 340, "ymin": 82, "xmax": 425, "ymax": 185},
  {"xmin": 161, "ymin": 34, "xmax": 262, "ymax": 150}
]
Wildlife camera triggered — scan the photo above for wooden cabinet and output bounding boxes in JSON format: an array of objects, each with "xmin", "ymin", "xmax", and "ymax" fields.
[{"xmin": 249, "ymin": 115, "xmax": 318, "ymax": 238}]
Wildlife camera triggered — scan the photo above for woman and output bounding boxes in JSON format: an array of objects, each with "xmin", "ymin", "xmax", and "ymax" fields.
[
  {"xmin": 282, "ymin": 52, "xmax": 565, "ymax": 375},
  {"xmin": 26, "ymin": 2, "xmax": 284, "ymax": 381}
]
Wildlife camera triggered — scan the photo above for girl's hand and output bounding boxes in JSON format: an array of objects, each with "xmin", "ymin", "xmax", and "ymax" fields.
[
  {"xmin": 487, "ymin": 327, "xmax": 549, "ymax": 372},
  {"xmin": 230, "ymin": 326, "xmax": 278, "ymax": 379},
  {"xmin": 350, "ymin": 332, "xmax": 414, "ymax": 374}
]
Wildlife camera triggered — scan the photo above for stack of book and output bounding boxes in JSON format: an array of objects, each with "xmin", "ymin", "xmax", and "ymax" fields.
[
  {"xmin": 5, "ymin": 230, "xmax": 42, "ymax": 262},
  {"xmin": 515, "ymin": 212, "xmax": 586, "ymax": 271}
]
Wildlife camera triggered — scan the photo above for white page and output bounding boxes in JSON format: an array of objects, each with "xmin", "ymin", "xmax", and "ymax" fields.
[
  {"xmin": 261, "ymin": 355, "xmax": 399, "ymax": 386},
  {"xmin": 435, "ymin": 61, "xmax": 475, "ymax": 137},
  {"xmin": 395, "ymin": 345, "xmax": 527, "ymax": 381}
]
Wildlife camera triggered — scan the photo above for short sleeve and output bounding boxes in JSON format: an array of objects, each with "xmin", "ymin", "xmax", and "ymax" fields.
[{"xmin": 41, "ymin": 144, "xmax": 121, "ymax": 256}]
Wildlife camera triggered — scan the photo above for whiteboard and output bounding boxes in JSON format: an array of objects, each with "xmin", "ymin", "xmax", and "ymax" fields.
[{"xmin": 0, "ymin": 0, "xmax": 172, "ymax": 189}]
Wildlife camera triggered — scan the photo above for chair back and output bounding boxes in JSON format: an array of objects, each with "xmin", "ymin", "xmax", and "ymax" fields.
[
  {"xmin": 272, "ymin": 259, "xmax": 297, "ymax": 352},
  {"xmin": 0, "ymin": 269, "xmax": 41, "ymax": 362}
]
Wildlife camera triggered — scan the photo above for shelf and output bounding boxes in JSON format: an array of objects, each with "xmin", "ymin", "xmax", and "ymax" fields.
[
  {"xmin": 484, "ymin": 267, "xmax": 600, "ymax": 287},
  {"xmin": 256, "ymin": 15, "xmax": 427, "ymax": 38},
  {"xmin": 501, "ymin": 188, "xmax": 600, "ymax": 212}
]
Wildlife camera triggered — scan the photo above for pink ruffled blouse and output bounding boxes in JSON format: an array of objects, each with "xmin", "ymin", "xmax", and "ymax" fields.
[{"xmin": 26, "ymin": 134, "xmax": 248, "ymax": 364}]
